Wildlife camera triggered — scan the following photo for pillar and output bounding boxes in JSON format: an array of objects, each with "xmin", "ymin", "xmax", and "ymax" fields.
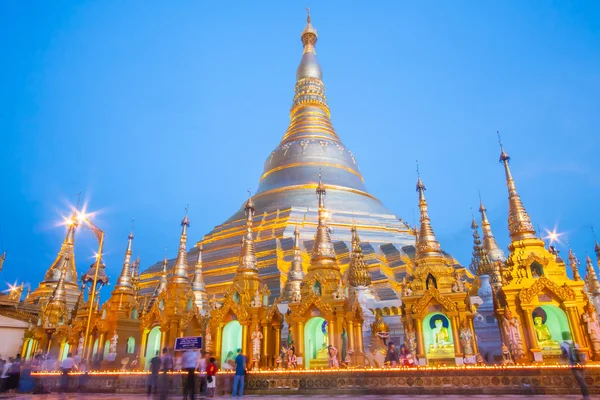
[
  {"xmin": 566, "ymin": 306, "xmax": 585, "ymax": 347},
  {"xmin": 355, "ymin": 322, "xmax": 364, "ymax": 355},
  {"xmin": 348, "ymin": 322, "xmax": 355, "ymax": 352},
  {"xmin": 85, "ymin": 334, "xmax": 94, "ymax": 362},
  {"xmin": 241, "ymin": 324, "xmax": 249, "ymax": 355},
  {"xmin": 216, "ymin": 324, "xmax": 223, "ymax": 363},
  {"xmin": 415, "ymin": 318, "xmax": 426, "ymax": 359},
  {"xmin": 139, "ymin": 328, "xmax": 149, "ymax": 368},
  {"xmin": 522, "ymin": 309, "xmax": 539, "ymax": 350},
  {"xmin": 468, "ymin": 317, "xmax": 479, "ymax": 354},
  {"xmin": 328, "ymin": 319, "xmax": 336, "ymax": 350},
  {"xmin": 451, "ymin": 316, "xmax": 461, "ymax": 355},
  {"xmin": 298, "ymin": 320, "xmax": 305, "ymax": 364},
  {"xmin": 262, "ymin": 324, "xmax": 269, "ymax": 367},
  {"xmin": 99, "ymin": 332, "xmax": 107, "ymax": 360},
  {"xmin": 274, "ymin": 326, "xmax": 281, "ymax": 361}
]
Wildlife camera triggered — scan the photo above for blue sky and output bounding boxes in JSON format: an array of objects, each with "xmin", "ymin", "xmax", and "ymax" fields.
[{"xmin": 1, "ymin": 1, "xmax": 599, "ymax": 298}]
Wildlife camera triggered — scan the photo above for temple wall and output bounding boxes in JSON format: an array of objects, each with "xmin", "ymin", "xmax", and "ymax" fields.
[
  {"xmin": 34, "ymin": 367, "xmax": 600, "ymax": 395},
  {"xmin": 0, "ymin": 314, "xmax": 28, "ymax": 359}
]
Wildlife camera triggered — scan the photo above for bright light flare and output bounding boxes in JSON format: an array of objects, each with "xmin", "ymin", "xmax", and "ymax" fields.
[{"xmin": 544, "ymin": 228, "xmax": 563, "ymax": 244}]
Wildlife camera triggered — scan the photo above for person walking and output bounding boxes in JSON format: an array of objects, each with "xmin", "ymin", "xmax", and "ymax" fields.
[
  {"xmin": 7, "ymin": 355, "xmax": 22, "ymax": 392},
  {"xmin": 181, "ymin": 349, "xmax": 199, "ymax": 400},
  {"xmin": 561, "ymin": 335, "xmax": 589, "ymax": 400},
  {"xmin": 60, "ymin": 353, "xmax": 76, "ymax": 392},
  {"xmin": 147, "ymin": 351, "xmax": 161, "ymax": 396},
  {"xmin": 206, "ymin": 357, "xmax": 218, "ymax": 398},
  {"xmin": 232, "ymin": 349, "xmax": 246, "ymax": 397},
  {"xmin": 1, "ymin": 358, "xmax": 12, "ymax": 392},
  {"xmin": 159, "ymin": 348, "xmax": 173, "ymax": 400}
]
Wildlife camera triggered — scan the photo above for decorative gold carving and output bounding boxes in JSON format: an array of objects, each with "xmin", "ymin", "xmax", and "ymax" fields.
[
  {"xmin": 411, "ymin": 288, "xmax": 458, "ymax": 315},
  {"xmin": 518, "ymin": 276, "xmax": 577, "ymax": 304}
]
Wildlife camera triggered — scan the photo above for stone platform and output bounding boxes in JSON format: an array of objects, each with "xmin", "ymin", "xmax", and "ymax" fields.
[{"xmin": 33, "ymin": 365, "xmax": 600, "ymax": 396}]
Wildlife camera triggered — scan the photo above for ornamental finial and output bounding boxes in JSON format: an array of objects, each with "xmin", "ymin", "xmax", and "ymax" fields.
[
  {"xmin": 414, "ymin": 170, "xmax": 443, "ymax": 263},
  {"xmin": 568, "ymin": 246, "xmax": 582, "ymax": 281},
  {"xmin": 348, "ymin": 226, "xmax": 371, "ymax": 288},
  {"xmin": 171, "ymin": 209, "xmax": 191, "ymax": 284},
  {"xmin": 478, "ymin": 192, "xmax": 506, "ymax": 263},
  {"xmin": 497, "ymin": 134, "xmax": 537, "ymax": 242},
  {"xmin": 114, "ymin": 224, "xmax": 135, "ymax": 291},
  {"xmin": 238, "ymin": 193, "xmax": 258, "ymax": 275}
]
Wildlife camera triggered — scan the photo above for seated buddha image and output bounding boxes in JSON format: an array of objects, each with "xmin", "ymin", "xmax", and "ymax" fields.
[
  {"xmin": 533, "ymin": 316, "xmax": 559, "ymax": 350},
  {"xmin": 429, "ymin": 316, "xmax": 454, "ymax": 356}
]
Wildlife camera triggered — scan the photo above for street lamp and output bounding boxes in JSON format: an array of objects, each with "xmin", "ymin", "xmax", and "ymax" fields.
[{"xmin": 76, "ymin": 212, "xmax": 105, "ymax": 359}]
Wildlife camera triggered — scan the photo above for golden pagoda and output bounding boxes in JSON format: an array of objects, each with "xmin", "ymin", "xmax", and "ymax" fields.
[
  {"xmin": 401, "ymin": 175, "xmax": 477, "ymax": 365},
  {"xmin": 139, "ymin": 212, "xmax": 207, "ymax": 369},
  {"xmin": 286, "ymin": 174, "xmax": 364, "ymax": 368},
  {"xmin": 493, "ymin": 139, "xmax": 595, "ymax": 362},
  {"xmin": 209, "ymin": 196, "xmax": 283, "ymax": 369},
  {"xmin": 27, "ymin": 213, "xmax": 80, "ymax": 308}
]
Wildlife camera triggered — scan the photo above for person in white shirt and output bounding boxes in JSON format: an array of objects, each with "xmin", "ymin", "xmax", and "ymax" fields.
[
  {"xmin": 60, "ymin": 353, "xmax": 76, "ymax": 392},
  {"xmin": 181, "ymin": 350, "xmax": 199, "ymax": 400},
  {"xmin": 1, "ymin": 358, "xmax": 12, "ymax": 392}
]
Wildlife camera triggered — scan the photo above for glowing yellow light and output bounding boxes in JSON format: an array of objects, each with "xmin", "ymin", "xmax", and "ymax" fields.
[{"xmin": 544, "ymin": 228, "xmax": 563, "ymax": 244}]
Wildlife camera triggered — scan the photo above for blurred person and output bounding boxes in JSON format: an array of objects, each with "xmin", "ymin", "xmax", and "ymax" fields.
[
  {"xmin": 232, "ymin": 349, "xmax": 246, "ymax": 397},
  {"xmin": 181, "ymin": 349, "xmax": 199, "ymax": 400},
  {"xmin": 206, "ymin": 357, "xmax": 218, "ymax": 398}
]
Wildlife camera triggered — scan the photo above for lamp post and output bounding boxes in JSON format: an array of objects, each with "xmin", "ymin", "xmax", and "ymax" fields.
[{"xmin": 77, "ymin": 215, "xmax": 105, "ymax": 359}]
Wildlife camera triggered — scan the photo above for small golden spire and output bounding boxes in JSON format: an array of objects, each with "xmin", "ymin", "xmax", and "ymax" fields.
[
  {"xmin": 469, "ymin": 217, "xmax": 495, "ymax": 277},
  {"xmin": 348, "ymin": 225, "xmax": 371, "ymax": 287},
  {"xmin": 0, "ymin": 251, "xmax": 5, "ymax": 272},
  {"xmin": 592, "ymin": 227, "xmax": 600, "ymax": 265},
  {"xmin": 283, "ymin": 225, "xmax": 305, "ymax": 300},
  {"xmin": 586, "ymin": 255, "xmax": 600, "ymax": 296},
  {"xmin": 50, "ymin": 258, "xmax": 69, "ymax": 305},
  {"xmin": 237, "ymin": 193, "xmax": 259, "ymax": 274},
  {"xmin": 414, "ymin": 170, "xmax": 444, "ymax": 263},
  {"xmin": 192, "ymin": 244, "xmax": 206, "ymax": 292},
  {"xmin": 155, "ymin": 255, "xmax": 169, "ymax": 296},
  {"xmin": 171, "ymin": 208, "xmax": 191, "ymax": 284},
  {"xmin": 114, "ymin": 222, "xmax": 135, "ymax": 291},
  {"xmin": 311, "ymin": 171, "xmax": 337, "ymax": 264},
  {"xmin": 478, "ymin": 192, "xmax": 506, "ymax": 262},
  {"xmin": 567, "ymin": 247, "xmax": 582, "ymax": 281},
  {"xmin": 497, "ymin": 133, "xmax": 537, "ymax": 242}
]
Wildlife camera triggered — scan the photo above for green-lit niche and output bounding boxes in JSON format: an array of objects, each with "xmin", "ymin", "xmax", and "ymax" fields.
[
  {"xmin": 221, "ymin": 320, "xmax": 242, "ymax": 367},
  {"xmin": 145, "ymin": 326, "xmax": 162, "ymax": 370},
  {"xmin": 304, "ymin": 317, "xmax": 327, "ymax": 369},
  {"xmin": 532, "ymin": 305, "xmax": 570, "ymax": 356},
  {"xmin": 423, "ymin": 312, "xmax": 455, "ymax": 360}
]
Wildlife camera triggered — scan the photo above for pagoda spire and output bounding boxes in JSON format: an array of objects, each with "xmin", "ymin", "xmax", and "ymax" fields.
[
  {"xmin": 348, "ymin": 226, "xmax": 371, "ymax": 288},
  {"xmin": 469, "ymin": 218, "xmax": 495, "ymax": 278},
  {"xmin": 237, "ymin": 195, "xmax": 259, "ymax": 275},
  {"xmin": 282, "ymin": 11, "xmax": 338, "ymax": 145},
  {"xmin": 415, "ymin": 175, "xmax": 444, "ymax": 264},
  {"xmin": 585, "ymin": 255, "xmax": 600, "ymax": 296},
  {"xmin": 593, "ymin": 228, "xmax": 600, "ymax": 270},
  {"xmin": 154, "ymin": 256, "xmax": 169, "ymax": 297},
  {"xmin": 171, "ymin": 209, "xmax": 191, "ymax": 284},
  {"xmin": 192, "ymin": 244, "xmax": 206, "ymax": 292},
  {"xmin": 50, "ymin": 258, "xmax": 69, "ymax": 305},
  {"xmin": 497, "ymin": 133, "xmax": 537, "ymax": 242},
  {"xmin": 114, "ymin": 228, "xmax": 135, "ymax": 292},
  {"xmin": 310, "ymin": 172, "xmax": 338, "ymax": 267},
  {"xmin": 478, "ymin": 194, "xmax": 506, "ymax": 262},
  {"xmin": 568, "ymin": 248, "xmax": 582, "ymax": 281},
  {"xmin": 283, "ymin": 225, "xmax": 305, "ymax": 300}
]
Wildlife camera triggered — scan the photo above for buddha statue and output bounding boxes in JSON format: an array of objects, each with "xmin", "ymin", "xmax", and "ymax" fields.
[
  {"xmin": 432, "ymin": 319, "xmax": 450, "ymax": 348},
  {"xmin": 533, "ymin": 316, "xmax": 559, "ymax": 349}
]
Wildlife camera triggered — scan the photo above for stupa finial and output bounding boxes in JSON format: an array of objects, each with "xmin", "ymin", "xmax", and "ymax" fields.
[
  {"xmin": 171, "ymin": 208, "xmax": 191, "ymax": 284},
  {"xmin": 497, "ymin": 132, "xmax": 537, "ymax": 242}
]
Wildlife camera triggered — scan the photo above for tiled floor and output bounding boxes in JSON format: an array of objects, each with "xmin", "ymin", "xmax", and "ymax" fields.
[{"xmin": 0, "ymin": 395, "xmax": 598, "ymax": 399}]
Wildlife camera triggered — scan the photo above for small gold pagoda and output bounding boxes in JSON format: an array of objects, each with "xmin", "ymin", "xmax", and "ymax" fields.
[
  {"xmin": 139, "ymin": 212, "xmax": 207, "ymax": 369},
  {"xmin": 209, "ymin": 196, "xmax": 283, "ymax": 369},
  {"xmin": 286, "ymin": 175, "xmax": 364, "ymax": 369},
  {"xmin": 401, "ymin": 176, "xmax": 477, "ymax": 365},
  {"xmin": 493, "ymin": 141, "xmax": 594, "ymax": 362}
]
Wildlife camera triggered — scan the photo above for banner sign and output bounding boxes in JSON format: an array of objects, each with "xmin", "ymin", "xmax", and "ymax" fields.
[{"xmin": 175, "ymin": 336, "xmax": 202, "ymax": 351}]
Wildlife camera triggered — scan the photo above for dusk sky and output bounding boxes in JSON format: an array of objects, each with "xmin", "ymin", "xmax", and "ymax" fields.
[{"xmin": 1, "ymin": 1, "xmax": 599, "ymax": 299}]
